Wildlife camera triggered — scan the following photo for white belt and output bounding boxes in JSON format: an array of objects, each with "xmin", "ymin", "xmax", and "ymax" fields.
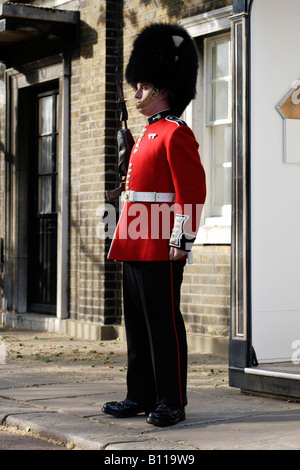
[{"xmin": 122, "ymin": 190, "xmax": 175, "ymax": 203}]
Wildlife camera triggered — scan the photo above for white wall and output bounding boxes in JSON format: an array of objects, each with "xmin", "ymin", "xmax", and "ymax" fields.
[{"xmin": 251, "ymin": 0, "xmax": 300, "ymax": 362}]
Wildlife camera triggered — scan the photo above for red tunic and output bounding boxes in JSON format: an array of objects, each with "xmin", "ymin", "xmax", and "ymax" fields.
[{"xmin": 108, "ymin": 115, "xmax": 206, "ymax": 261}]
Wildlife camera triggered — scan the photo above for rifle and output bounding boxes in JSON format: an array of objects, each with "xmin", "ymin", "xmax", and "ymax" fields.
[{"xmin": 106, "ymin": 67, "xmax": 134, "ymax": 202}]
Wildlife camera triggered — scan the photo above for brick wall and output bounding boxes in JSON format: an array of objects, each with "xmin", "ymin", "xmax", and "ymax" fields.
[
  {"xmin": 182, "ymin": 245, "xmax": 231, "ymax": 338},
  {"xmin": 69, "ymin": 0, "xmax": 122, "ymax": 325}
]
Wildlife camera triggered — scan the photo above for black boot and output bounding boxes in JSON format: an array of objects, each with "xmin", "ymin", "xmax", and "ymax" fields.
[
  {"xmin": 146, "ymin": 404, "xmax": 185, "ymax": 426},
  {"xmin": 102, "ymin": 399, "xmax": 154, "ymax": 418}
]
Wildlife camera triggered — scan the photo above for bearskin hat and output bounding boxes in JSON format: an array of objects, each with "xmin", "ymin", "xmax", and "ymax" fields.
[{"xmin": 125, "ymin": 23, "xmax": 199, "ymax": 117}]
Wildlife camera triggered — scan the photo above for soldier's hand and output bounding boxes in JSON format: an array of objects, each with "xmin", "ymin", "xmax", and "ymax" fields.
[{"xmin": 169, "ymin": 247, "xmax": 188, "ymax": 261}]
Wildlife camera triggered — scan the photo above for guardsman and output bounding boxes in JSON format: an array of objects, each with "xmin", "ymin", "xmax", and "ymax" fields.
[{"xmin": 102, "ymin": 23, "xmax": 206, "ymax": 427}]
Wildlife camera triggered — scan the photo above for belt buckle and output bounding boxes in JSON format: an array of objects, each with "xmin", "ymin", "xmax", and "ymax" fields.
[
  {"xmin": 154, "ymin": 191, "xmax": 156, "ymax": 202},
  {"xmin": 123, "ymin": 191, "xmax": 130, "ymax": 201},
  {"xmin": 125, "ymin": 190, "xmax": 135, "ymax": 202}
]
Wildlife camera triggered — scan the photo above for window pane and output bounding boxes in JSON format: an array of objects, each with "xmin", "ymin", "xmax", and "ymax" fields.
[
  {"xmin": 214, "ymin": 165, "xmax": 232, "ymax": 207},
  {"xmin": 210, "ymin": 81, "xmax": 229, "ymax": 121},
  {"xmin": 56, "ymin": 94, "xmax": 59, "ymax": 133},
  {"xmin": 212, "ymin": 40, "xmax": 230, "ymax": 79},
  {"xmin": 39, "ymin": 96, "xmax": 54, "ymax": 135},
  {"xmin": 213, "ymin": 125, "xmax": 232, "ymax": 165},
  {"xmin": 38, "ymin": 176, "xmax": 52, "ymax": 213},
  {"xmin": 38, "ymin": 136, "xmax": 53, "ymax": 173}
]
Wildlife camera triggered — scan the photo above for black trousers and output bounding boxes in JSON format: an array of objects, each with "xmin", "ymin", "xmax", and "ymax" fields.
[{"xmin": 123, "ymin": 260, "xmax": 187, "ymax": 409}]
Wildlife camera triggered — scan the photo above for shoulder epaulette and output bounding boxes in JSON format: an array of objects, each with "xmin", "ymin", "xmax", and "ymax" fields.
[{"xmin": 165, "ymin": 115, "xmax": 187, "ymax": 126}]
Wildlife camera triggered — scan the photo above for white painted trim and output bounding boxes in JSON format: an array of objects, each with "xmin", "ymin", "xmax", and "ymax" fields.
[
  {"xmin": 245, "ymin": 368, "xmax": 300, "ymax": 381},
  {"xmin": 57, "ymin": 57, "xmax": 70, "ymax": 319},
  {"xmin": 180, "ymin": 6, "xmax": 232, "ymax": 37}
]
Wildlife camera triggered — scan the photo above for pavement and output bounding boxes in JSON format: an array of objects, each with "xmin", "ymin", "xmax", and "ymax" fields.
[{"xmin": 0, "ymin": 328, "xmax": 300, "ymax": 452}]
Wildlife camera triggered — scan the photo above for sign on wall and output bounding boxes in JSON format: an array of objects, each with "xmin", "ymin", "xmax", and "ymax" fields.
[{"xmin": 276, "ymin": 81, "xmax": 300, "ymax": 163}]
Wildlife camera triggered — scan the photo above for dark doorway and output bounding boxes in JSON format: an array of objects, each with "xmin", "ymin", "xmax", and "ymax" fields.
[{"xmin": 27, "ymin": 84, "xmax": 59, "ymax": 314}]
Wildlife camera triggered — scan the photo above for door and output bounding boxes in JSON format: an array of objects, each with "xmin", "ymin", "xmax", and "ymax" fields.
[{"xmin": 27, "ymin": 86, "xmax": 59, "ymax": 314}]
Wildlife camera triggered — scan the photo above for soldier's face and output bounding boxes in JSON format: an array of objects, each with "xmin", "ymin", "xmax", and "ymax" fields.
[{"xmin": 135, "ymin": 82, "xmax": 169, "ymax": 116}]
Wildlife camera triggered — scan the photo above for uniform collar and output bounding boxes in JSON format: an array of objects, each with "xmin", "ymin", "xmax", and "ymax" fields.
[{"xmin": 147, "ymin": 109, "xmax": 170, "ymax": 125}]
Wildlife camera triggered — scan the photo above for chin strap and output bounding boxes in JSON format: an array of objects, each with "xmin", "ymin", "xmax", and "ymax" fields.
[{"xmin": 136, "ymin": 87, "xmax": 159, "ymax": 109}]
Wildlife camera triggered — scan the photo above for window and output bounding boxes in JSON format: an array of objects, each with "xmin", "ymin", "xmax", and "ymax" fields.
[
  {"xmin": 37, "ymin": 92, "xmax": 59, "ymax": 214},
  {"xmin": 205, "ymin": 34, "xmax": 232, "ymax": 222},
  {"xmin": 180, "ymin": 8, "xmax": 233, "ymax": 244},
  {"xmin": 27, "ymin": 87, "xmax": 59, "ymax": 313}
]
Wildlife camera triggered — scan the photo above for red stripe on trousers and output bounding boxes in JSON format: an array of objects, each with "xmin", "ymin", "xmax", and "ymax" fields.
[{"xmin": 170, "ymin": 261, "xmax": 183, "ymax": 407}]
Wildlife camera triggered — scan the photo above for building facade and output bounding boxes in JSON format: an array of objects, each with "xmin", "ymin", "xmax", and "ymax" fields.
[{"xmin": 0, "ymin": 0, "xmax": 233, "ymax": 355}]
